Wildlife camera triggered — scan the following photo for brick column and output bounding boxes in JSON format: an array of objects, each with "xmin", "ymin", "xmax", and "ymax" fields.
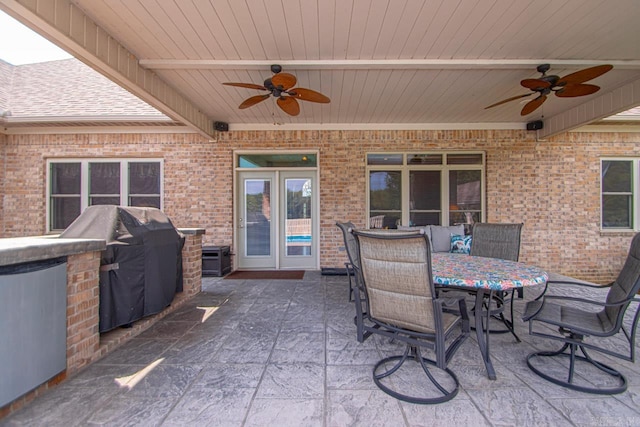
[
  {"xmin": 179, "ymin": 228, "xmax": 205, "ymax": 296},
  {"xmin": 66, "ymin": 250, "xmax": 101, "ymax": 374}
]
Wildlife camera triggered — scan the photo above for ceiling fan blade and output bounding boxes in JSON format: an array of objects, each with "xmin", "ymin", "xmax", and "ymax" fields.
[
  {"xmin": 555, "ymin": 83, "xmax": 600, "ymax": 97},
  {"xmin": 521, "ymin": 95, "xmax": 547, "ymax": 116},
  {"xmin": 485, "ymin": 93, "xmax": 533, "ymax": 109},
  {"xmin": 271, "ymin": 73, "xmax": 297, "ymax": 90},
  {"xmin": 223, "ymin": 82, "xmax": 267, "ymax": 90},
  {"xmin": 557, "ymin": 64, "xmax": 613, "ymax": 85},
  {"xmin": 277, "ymin": 96, "xmax": 300, "ymax": 116},
  {"xmin": 520, "ymin": 79, "xmax": 551, "ymax": 91},
  {"xmin": 239, "ymin": 94, "xmax": 270, "ymax": 109},
  {"xmin": 288, "ymin": 87, "xmax": 330, "ymax": 103}
]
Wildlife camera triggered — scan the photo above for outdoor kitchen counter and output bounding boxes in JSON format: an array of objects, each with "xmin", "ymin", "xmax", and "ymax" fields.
[
  {"xmin": 0, "ymin": 236, "xmax": 106, "ymax": 266},
  {"xmin": 0, "ymin": 228, "xmax": 206, "ymax": 417}
]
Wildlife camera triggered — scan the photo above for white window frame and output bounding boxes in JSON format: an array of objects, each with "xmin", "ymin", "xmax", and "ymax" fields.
[
  {"xmin": 366, "ymin": 151, "xmax": 485, "ymax": 228},
  {"xmin": 46, "ymin": 158, "xmax": 164, "ymax": 232},
  {"xmin": 601, "ymin": 158, "xmax": 638, "ymax": 231}
]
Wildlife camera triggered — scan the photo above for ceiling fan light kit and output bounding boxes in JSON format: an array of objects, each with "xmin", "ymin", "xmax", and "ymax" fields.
[
  {"xmin": 223, "ymin": 64, "xmax": 330, "ymax": 116},
  {"xmin": 485, "ymin": 63, "xmax": 613, "ymax": 116}
]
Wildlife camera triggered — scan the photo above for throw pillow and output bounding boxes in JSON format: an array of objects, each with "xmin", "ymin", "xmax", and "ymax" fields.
[{"xmin": 450, "ymin": 234, "xmax": 472, "ymax": 254}]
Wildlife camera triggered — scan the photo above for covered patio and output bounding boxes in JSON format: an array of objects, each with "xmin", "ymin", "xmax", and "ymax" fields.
[
  {"xmin": 3, "ymin": 273, "xmax": 640, "ymax": 426},
  {"xmin": 1, "ymin": 0, "xmax": 640, "ymax": 424}
]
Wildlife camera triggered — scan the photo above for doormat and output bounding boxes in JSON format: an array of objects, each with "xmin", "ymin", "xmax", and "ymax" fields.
[{"xmin": 224, "ymin": 270, "xmax": 305, "ymax": 280}]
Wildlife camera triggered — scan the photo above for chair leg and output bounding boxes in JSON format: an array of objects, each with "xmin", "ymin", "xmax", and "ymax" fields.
[
  {"xmin": 373, "ymin": 344, "xmax": 460, "ymax": 404},
  {"xmin": 526, "ymin": 342, "xmax": 627, "ymax": 395}
]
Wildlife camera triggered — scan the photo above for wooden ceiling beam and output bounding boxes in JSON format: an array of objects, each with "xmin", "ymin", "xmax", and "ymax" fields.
[{"xmin": 139, "ymin": 58, "xmax": 640, "ymax": 71}]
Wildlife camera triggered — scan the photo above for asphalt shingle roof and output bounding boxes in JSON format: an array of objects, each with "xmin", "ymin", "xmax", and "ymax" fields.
[{"xmin": 0, "ymin": 58, "xmax": 169, "ymax": 120}]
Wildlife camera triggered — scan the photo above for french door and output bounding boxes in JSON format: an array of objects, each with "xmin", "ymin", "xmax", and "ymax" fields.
[{"xmin": 236, "ymin": 170, "xmax": 318, "ymax": 269}]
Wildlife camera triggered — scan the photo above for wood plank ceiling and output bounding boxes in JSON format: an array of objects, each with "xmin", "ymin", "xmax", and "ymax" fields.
[{"xmin": 45, "ymin": 0, "xmax": 640, "ymax": 130}]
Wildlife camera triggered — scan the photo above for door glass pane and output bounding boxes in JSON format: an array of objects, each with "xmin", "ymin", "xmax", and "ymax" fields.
[
  {"xmin": 449, "ymin": 170, "xmax": 481, "ymax": 227},
  {"xmin": 285, "ymin": 179, "xmax": 312, "ymax": 256},
  {"xmin": 410, "ymin": 171, "xmax": 441, "ymax": 226},
  {"xmin": 369, "ymin": 171, "xmax": 401, "ymax": 228},
  {"xmin": 245, "ymin": 179, "xmax": 271, "ymax": 256},
  {"xmin": 89, "ymin": 162, "xmax": 120, "ymax": 206}
]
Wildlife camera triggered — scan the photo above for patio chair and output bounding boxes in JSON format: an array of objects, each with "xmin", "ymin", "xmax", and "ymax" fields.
[
  {"xmin": 336, "ymin": 221, "xmax": 358, "ymax": 302},
  {"xmin": 352, "ymin": 229, "xmax": 469, "ymax": 404},
  {"xmin": 336, "ymin": 221, "xmax": 381, "ymax": 342},
  {"xmin": 522, "ymin": 232, "xmax": 640, "ymax": 394},
  {"xmin": 469, "ymin": 222, "xmax": 524, "ymax": 341}
]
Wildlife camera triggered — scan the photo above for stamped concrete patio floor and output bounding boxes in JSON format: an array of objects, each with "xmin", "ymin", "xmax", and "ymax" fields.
[{"xmin": 3, "ymin": 271, "xmax": 640, "ymax": 426}]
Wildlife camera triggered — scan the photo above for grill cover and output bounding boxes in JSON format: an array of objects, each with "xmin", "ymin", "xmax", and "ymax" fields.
[{"xmin": 60, "ymin": 206, "xmax": 184, "ymax": 332}]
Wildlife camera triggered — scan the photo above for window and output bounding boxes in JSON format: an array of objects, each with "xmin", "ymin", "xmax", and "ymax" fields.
[
  {"xmin": 48, "ymin": 159, "xmax": 162, "ymax": 231},
  {"xmin": 367, "ymin": 152, "xmax": 484, "ymax": 229},
  {"xmin": 601, "ymin": 159, "xmax": 636, "ymax": 230}
]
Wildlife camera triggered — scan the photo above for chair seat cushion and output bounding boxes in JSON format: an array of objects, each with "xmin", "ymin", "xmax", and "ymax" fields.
[{"xmin": 524, "ymin": 300, "xmax": 613, "ymax": 336}]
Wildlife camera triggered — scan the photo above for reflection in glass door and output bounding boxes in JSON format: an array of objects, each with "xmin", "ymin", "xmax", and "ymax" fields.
[
  {"xmin": 280, "ymin": 172, "xmax": 316, "ymax": 269},
  {"xmin": 285, "ymin": 179, "xmax": 312, "ymax": 255},
  {"xmin": 237, "ymin": 172, "xmax": 275, "ymax": 269}
]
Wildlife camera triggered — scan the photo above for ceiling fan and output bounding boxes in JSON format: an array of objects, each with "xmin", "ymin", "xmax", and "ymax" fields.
[
  {"xmin": 485, "ymin": 63, "xmax": 613, "ymax": 116},
  {"xmin": 223, "ymin": 64, "xmax": 330, "ymax": 116}
]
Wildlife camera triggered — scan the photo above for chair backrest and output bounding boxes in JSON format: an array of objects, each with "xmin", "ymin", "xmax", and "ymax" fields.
[
  {"xmin": 353, "ymin": 230, "xmax": 437, "ymax": 333},
  {"xmin": 602, "ymin": 233, "xmax": 640, "ymax": 328},
  {"xmin": 336, "ymin": 221, "xmax": 359, "ymax": 269},
  {"xmin": 470, "ymin": 222, "xmax": 523, "ymax": 261}
]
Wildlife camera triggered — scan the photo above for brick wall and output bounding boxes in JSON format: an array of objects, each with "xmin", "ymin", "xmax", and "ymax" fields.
[{"xmin": 1, "ymin": 129, "xmax": 639, "ymax": 282}]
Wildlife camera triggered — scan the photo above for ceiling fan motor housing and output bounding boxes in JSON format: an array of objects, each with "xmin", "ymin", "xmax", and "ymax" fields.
[
  {"xmin": 536, "ymin": 63, "xmax": 551, "ymax": 74},
  {"xmin": 270, "ymin": 64, "xmax": 282, "ymax": 74}
]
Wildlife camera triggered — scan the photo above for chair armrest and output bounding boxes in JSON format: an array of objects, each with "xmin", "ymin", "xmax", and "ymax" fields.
[
  {"xmin": 546, "ymin": 272, "xmax": 611, "ymax": 289},
  {"xmin": 543, "ymin": 294, "xmax": 637, "ymax": 309},
  {"xmin": 533, "ymin": 273, "xmax": 613, "ymax": 302}
]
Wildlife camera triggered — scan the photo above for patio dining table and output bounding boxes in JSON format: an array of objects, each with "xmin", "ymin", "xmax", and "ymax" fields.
[{"xmin": 431, "ymin": 252, "xmax": 548, "ymax": 380}]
